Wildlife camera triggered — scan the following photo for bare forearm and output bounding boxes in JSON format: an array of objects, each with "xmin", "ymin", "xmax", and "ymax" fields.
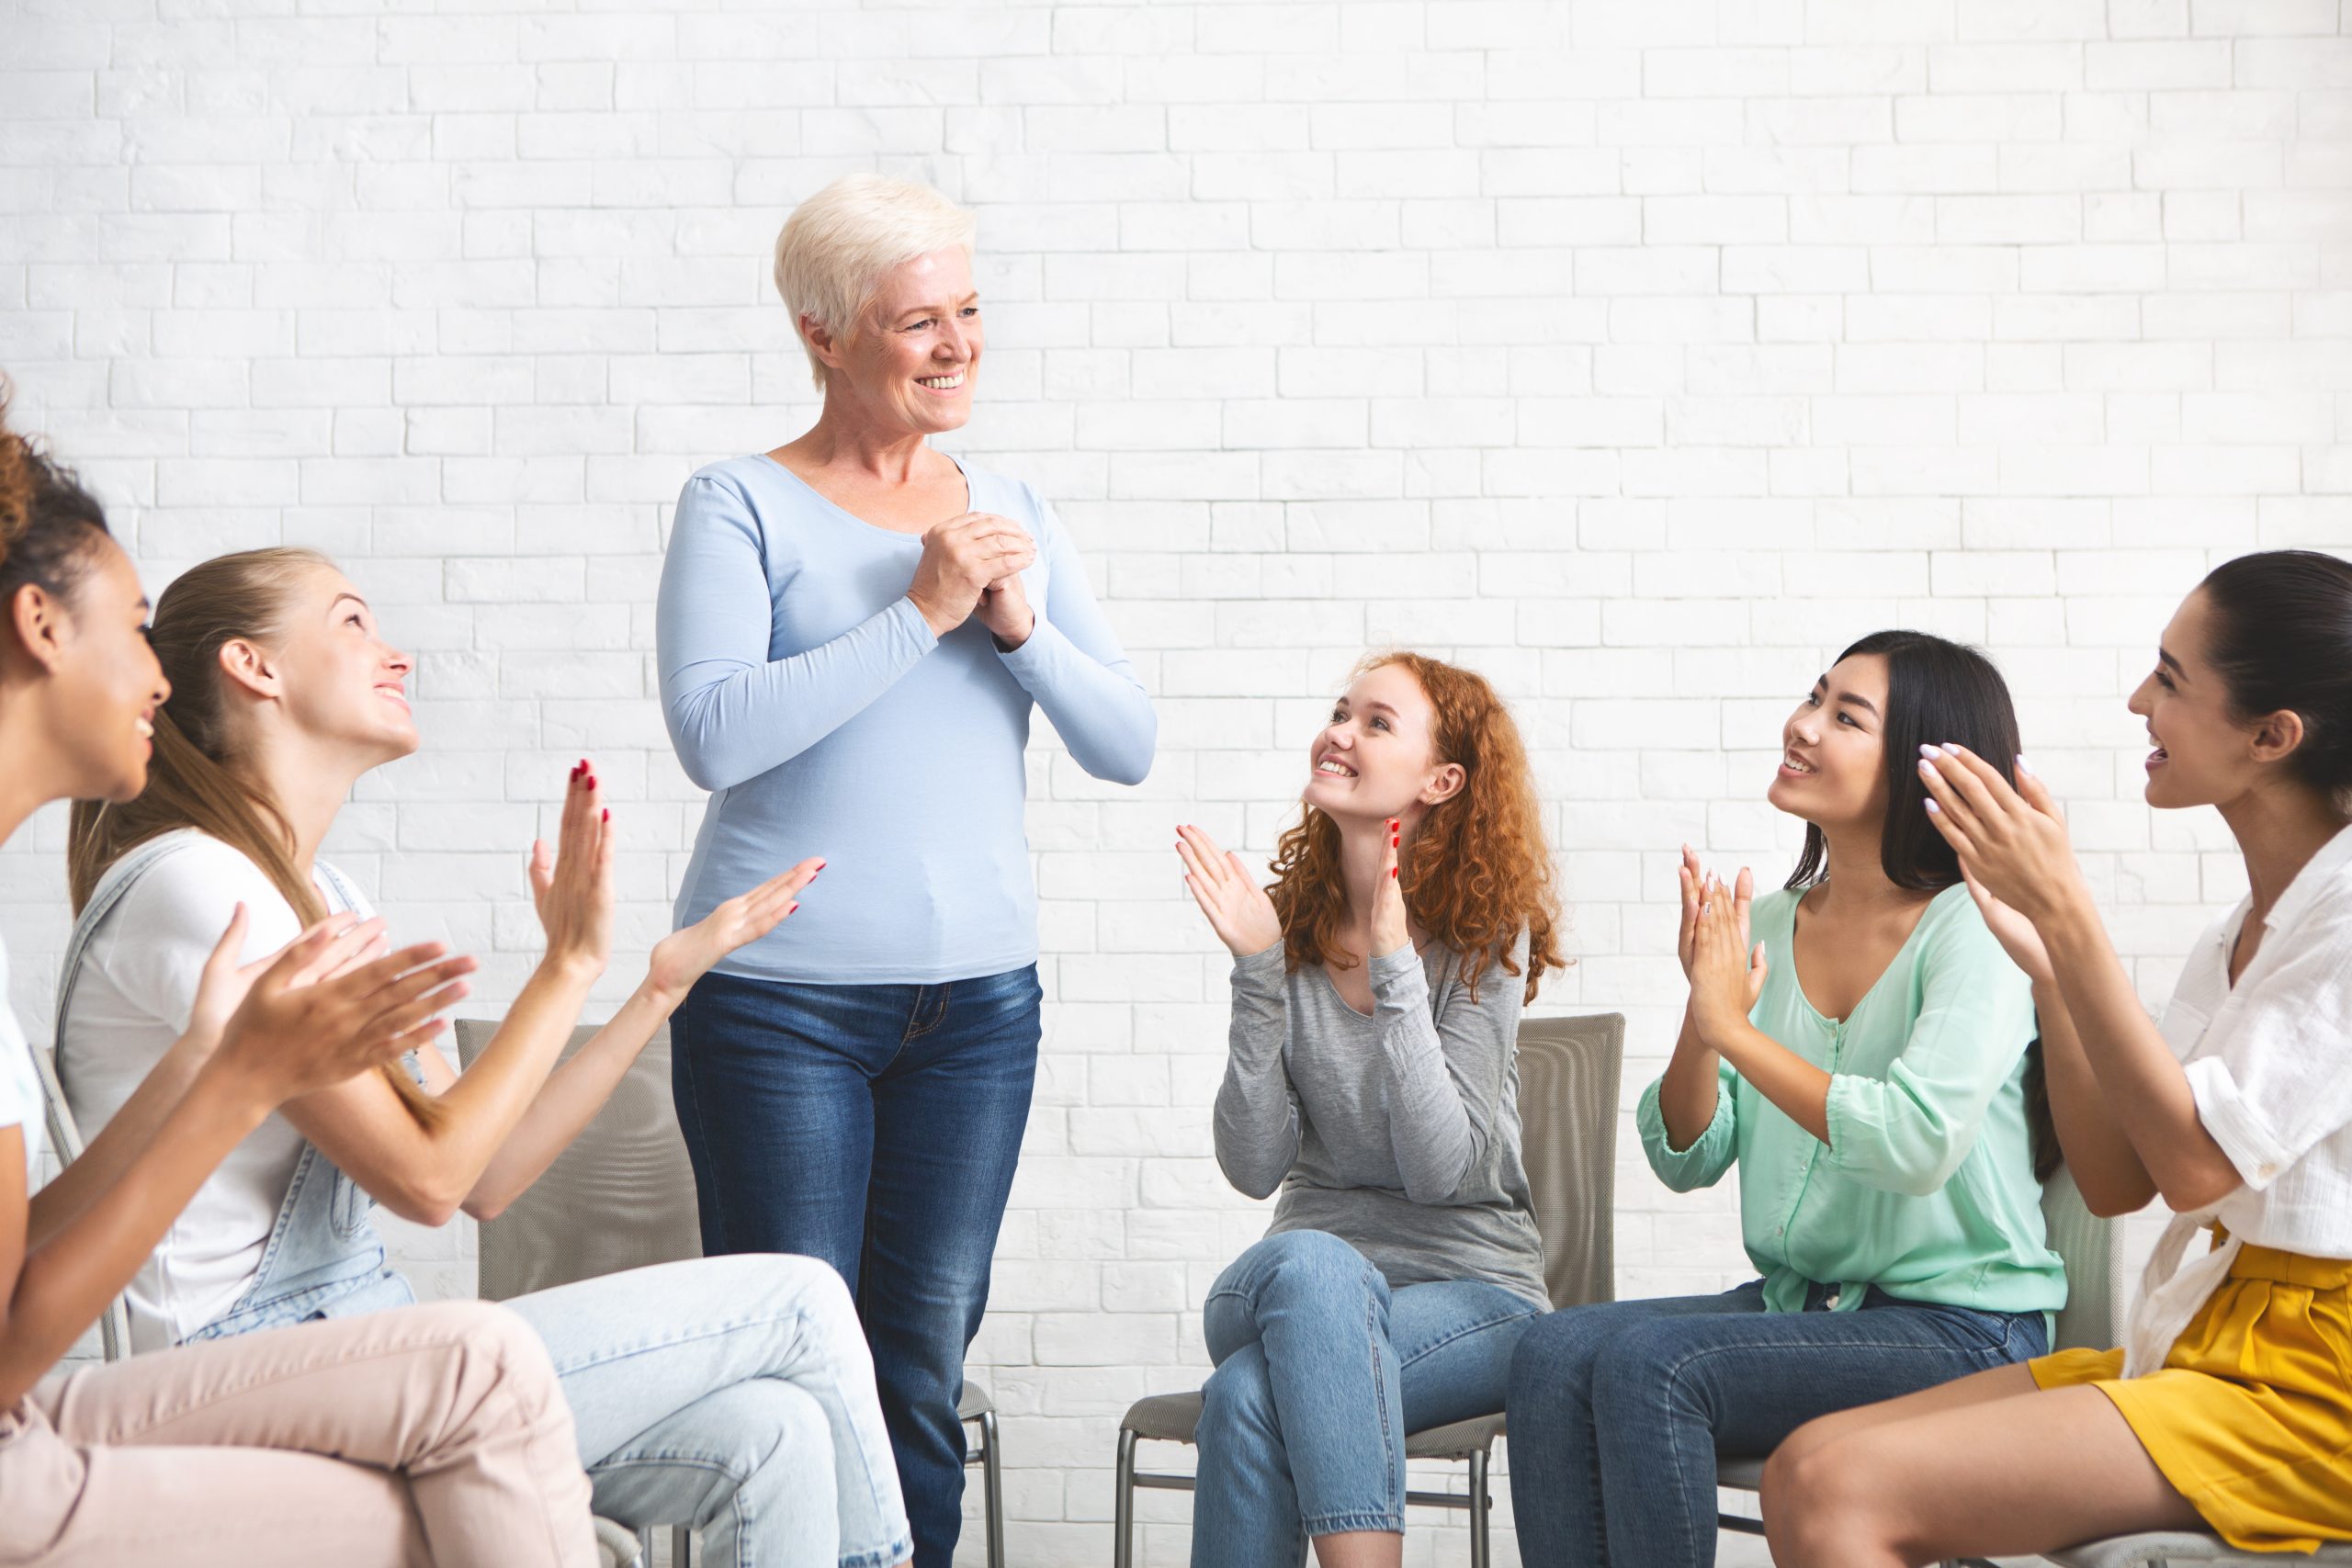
[
  {"xmin": 2039, "ymin": 891, "xmax": 2240, "ymax": 1211},
  {"xmin": 1657, "ymin": 1009, "xmax": 1724, "ymax": 1152},
  {"xmin": 2030, "ymin": 979, "xmax": 2157, "ymax": 1216},
  {"xmin": 1, "ymin": 1068, "xmax": 270, "ymax": 1403},
  {"xmin": 463, "ymin": 977, "xmax": 668, "ymax": 1219},
  {"xmin": 1703, "ymin": 1014, "xmax": 1833, "ymax": 1145},
  {"xmin": 27, "ymin": 1032, "xmax": 213, "ymax": 1250}
]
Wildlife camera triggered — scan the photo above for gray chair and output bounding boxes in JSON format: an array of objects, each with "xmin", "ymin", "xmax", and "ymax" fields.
[
  {"xmin": 1113, "ymin": 1011, "xmax": 1627, "ymax": 1568},
  {"xmin": 1714, "ymin": 1163, "xmax": 2128, "ymax": 1559},
  {"xmin": 455, "ymin": 1019, "xmax": 1009, "ymax": 1568}
]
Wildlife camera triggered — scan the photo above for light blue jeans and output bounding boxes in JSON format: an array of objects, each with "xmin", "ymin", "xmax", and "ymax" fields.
[
  {"xmin": 1191, "ymin": 1229, "xmax": 1548, "ymax": 1568},
  {"xmin": 503, "ymin": 1255, "xmax": 911, "ymax": 1568}
]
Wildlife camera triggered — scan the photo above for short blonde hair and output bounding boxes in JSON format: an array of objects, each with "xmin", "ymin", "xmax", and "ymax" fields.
[{"xmin": 773, "ymin": 174, "xmax": 978, "ymax": 389}]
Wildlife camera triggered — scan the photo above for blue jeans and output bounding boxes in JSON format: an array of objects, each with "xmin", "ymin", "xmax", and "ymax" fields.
[
  {"xmin": 1193, "ymin": 1230, "xmax": 1548, "ymax": 1568},
  {"xmin": 504, "ymin": 1256, "xmax": 910, "ymax": 1568},
  {"xmin": 672, "ymin": 964, "xmax": 1042, "ymax": 1568},
  {"xmin": 1504, "ymin": 1281, "xmax": 2048, "ymax": 1568}
]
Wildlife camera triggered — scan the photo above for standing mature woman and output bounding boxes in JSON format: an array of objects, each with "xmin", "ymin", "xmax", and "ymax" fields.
[{"xmin": 657, "ymin": 173, "xmax": 1156, "ymax": 1566}]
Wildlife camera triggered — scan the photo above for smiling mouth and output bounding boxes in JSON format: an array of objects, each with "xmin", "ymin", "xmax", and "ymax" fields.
[
  {"xmin": 917, "ymin": 372, "xmax": 966, "ymax": 391},
  {"xmin": 134, "ymin": 716, "xmax": 153, "ymax": 739},
  {"xmin": 378, "ymin": 685, "xmax": 410, "ymax": 708},
  {"xmin": 1780, "ymin": 749, "xmax": 1815, "ymax": 775},
  {"xmin": 1315, "ymin": 757, "xmax": 1357, "ymax": 779}
]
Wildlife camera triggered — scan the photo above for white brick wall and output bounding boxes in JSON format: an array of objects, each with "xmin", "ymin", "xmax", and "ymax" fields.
[{"xmin": 5, "ymin": 2, "xmax": 2349, "ymax": 1562}]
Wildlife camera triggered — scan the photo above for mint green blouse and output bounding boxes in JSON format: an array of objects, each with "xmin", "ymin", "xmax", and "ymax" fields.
[{"xmin": 1637, "ymin": 882, "xmax": 2065, "ymax": 1317}]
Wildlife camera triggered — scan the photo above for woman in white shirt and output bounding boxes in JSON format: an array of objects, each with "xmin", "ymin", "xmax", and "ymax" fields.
[
  {"xmin": 0, "ymin": 392, "xmax": 599, "ymax": 1565},
  {"xmin": 1762, "ymin": 548, "xmax": 2352, "ymax": 1564},
  {"xmin": 59, "ymin": 545, "xmax": 911, "ymax": 1568}
]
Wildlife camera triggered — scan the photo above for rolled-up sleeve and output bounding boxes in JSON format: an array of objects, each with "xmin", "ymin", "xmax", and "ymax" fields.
[
  {"xmin": 656, "ymin": 471, "xmax": 938, "ymax": 792},
  {"xmin": 2182, "ymin": 905, "xmax": 2352, "ymax": 1192},
  {"xmin": 1819, "ymin": 912, "xmax": 2036, "ymax": 1198},
  {"xmin": 993, "ymin": 495, "xmax": 1155, "ymax": 786},
  {"xmin": 1639, "ymin": 1066, "xmax": 1740, "ymax": 1192}
]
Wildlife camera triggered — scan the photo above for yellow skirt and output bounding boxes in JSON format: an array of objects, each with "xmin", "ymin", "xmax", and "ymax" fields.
[{"xmin": 2030, "ymin": 1242, "xmax": 2352, "ymax": 1553}]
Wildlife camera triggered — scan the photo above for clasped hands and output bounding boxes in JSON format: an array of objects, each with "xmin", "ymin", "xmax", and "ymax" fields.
[{"xmin": 907, "ymin": 511, "xmax": 1036, "ymax": 649}]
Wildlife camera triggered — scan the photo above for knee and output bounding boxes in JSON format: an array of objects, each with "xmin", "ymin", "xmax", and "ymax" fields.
[
  {"xmin": 1760, "ymin": 1431, "xmax": 1882, "ymax": 1563},
  {"xmin": 1240, "ymin": 1229, "xmax": 1382, "ymax": 1303},
  {"xmin": 423, "ymin": 1299, "xmax": 553, "ymax": 1373},
  {"xmin": 1508, "ymin": 1306, "xmax": 1618, "ymax": 1410}
]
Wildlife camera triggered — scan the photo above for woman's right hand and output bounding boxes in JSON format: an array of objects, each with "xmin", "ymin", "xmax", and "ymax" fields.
[
  {"xmin": 213, "ymin": 928, "xmax": 480, "ymax": 1103},
  {"xmin": 907, "ymin": 513, "xmax": 1037, "ymax": 637},
  {"xmin": 1176, "ymin": 824, "xmax": 1283, "ymax": 958},
  {"xmin": 530, "ymin": 760, "xmax": 615, "ymax": 980}
]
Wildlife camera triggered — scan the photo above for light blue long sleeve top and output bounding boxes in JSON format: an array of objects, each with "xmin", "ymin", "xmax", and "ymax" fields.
[{"xmin": 657, "ymin": 453, "xmax": 1156, "ymax": 984}]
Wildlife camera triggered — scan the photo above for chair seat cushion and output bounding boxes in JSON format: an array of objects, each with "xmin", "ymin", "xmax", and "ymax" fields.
[
  {"xmin": 956, "ymin": 1381, "xmax": 993, "ymax": 1421},
  {"xmin": 1404, "ymin": 1413, "xmax": 1504, "ymax": 1461},
  {"xmin": 1123, "ymin": 1391, "xmax": 1207, "ymax": 1443},
  {"xmin": 1715, "ymin": 1455, "xmax": 1767, "ymax": 1491},
  {"xmin": 2047, "ymin": 1534, "xmax": 2352, "ymax": 1567}
]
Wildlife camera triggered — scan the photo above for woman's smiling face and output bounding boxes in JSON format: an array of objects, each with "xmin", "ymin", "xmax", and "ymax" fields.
[
  {"xmin": 1767, "ymin": 652, "xmax": 1891, "ymax": 832},
  {"xmin": 1302, "ymin": 661, "xmax": 1457, "ymax": 823}
]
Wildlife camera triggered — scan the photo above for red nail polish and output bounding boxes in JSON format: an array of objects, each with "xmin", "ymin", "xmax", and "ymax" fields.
[
  {"xmin": 1390, "ymin": 866, "xmax": 1397, "ymax": 878},
  {"xmin": 585, "ymin": 774, "xmax": 596, "ymax": 790},
  {"xmin": 788, "ymin": 902, "xmax": 799, "ymax": 915},
  {"xmin": 601, "ymin": 807, "xmax": 609, "ymax": 822}
]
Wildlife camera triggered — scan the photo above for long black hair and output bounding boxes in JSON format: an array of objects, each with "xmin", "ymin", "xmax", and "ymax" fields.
[
  {"xmin": 2199, "ymin": 549, "xmax": 2352, "ymax": 809},
  {"xmin": 1786, "ymin": 629, "xmax": 2059, "ymax": 1180}
]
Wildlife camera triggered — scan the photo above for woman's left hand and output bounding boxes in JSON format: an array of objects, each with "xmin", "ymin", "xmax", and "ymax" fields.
[
  {"xmin": 1916, "ymin": 746, "xmax": 2086, "ymax": 925},
  {"xmin": 1688, "ymin": 869, "xmax": 1768, "ymax": 1045},
  {"xmin": 973, "ymin": 514, "xmax": 1036, "ymax": 649},
  {"xmin": 1372, "ymin": 818, "xmax": 1412, "ymax": 960},
  {"xmin": 647, "ymin": 858, "xmax": 824, "ymax": 1008}
]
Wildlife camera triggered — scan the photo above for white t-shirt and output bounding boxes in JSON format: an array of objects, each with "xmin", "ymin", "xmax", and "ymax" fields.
[
  {"xmin": 0, "ymin": 941, "xmax": 44, "ymax": 1190},
  {"xmin": 2123, "ymin": 820, "xmax": 2352, "ymax": 1376},
  {"xmin": 61, "ymin": 829, "xmax": 364, "ymax": 1351}
]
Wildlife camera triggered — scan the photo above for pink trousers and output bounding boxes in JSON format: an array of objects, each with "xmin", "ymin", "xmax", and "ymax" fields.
[{"xmin": 0, "ymin": 1300, "xmax": 597, "ymax": 1567}]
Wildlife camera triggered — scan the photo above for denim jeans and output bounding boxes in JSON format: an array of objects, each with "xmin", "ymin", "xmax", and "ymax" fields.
[
  {"xmin": 504, "ymin": 1255, "xmax": 910, "ymax": 1568},
  {"xmin": 1192, "ymin": 1230, "xmax": 1548, "ymax": 1568},
  {"xmin": 671, "ymin": 964, "xmax": 1042, "ymax": 1568},
  {"xmin": 1504, "ymin": 1280, "xmax": 2048, "ymax": 1568}
]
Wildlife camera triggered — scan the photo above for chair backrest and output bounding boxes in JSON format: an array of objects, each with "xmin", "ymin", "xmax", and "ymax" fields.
[
  {"xmin": 2041, "ymin": 1162, "xmax": 2125, "ymax": 1352},
  {"xmin": 1515, "ymin": 1012, "xmax": 1626, "ymax": 1311},
  {"xmin": 29, "ymin": 1043, "xmax": 132, "ymax": 1360},
  {"xmin": 452, "ymin": 1020, "xmax": 701, "ymax": 1301}
]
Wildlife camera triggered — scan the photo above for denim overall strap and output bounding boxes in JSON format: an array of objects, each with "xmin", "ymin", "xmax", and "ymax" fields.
[{"xmin": 56, "ymin": 836, "xmax": 416, "ymax": 1344}]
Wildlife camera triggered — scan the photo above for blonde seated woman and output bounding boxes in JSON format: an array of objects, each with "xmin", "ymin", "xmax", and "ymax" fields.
[
  {"xmin": 0, "ymin": 398, "xmax": 598, "ymax": 1566},
  {"xmin": 1768, "ymin": 550, "xmax": 2352, "ymax": 1564},
  {"xmin": 57, "ymin": 546, "xmax": 911, "ymax": 1568}
]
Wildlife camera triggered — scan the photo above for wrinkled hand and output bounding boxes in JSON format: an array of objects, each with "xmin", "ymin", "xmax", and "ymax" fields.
[
  {"xmin": 1688, "ymin": 869, "xmax": 1769, "ymax": 1045},
  {"xmin": 1176, "ymin": 824, "xmax": 1283, "ymax": 958},
  {"xmin": 184, "ymin": 906, "xmax": 390, "ymax": 1055},
  {"xmin": 649, "ymin": 857, "xmax": 824, "ymax": 1005},
  {"xmin": 214, "ymin": 930, "xmax": 480, "ymax": 1102},
  {"xmin": 1371, "ymin": 818, "xmax": 1411, "ymax": 960},
  {"xmin": 1916, "ymin": 746, "xmax": 2084, "ymax": 927},
  {"xmin": 908, "ymin": 513, "xmax": 1037, "ymax": 638},
  {"xmin": 530, "ymin": 760, "xmax": 614, "ymax": 978}
]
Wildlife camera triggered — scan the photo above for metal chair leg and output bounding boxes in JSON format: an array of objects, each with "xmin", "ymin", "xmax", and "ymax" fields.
[
  {"xmin": 978, "ymin": 1407, "xmax": 1005, "ymax": 1568},
  {"xmin": 635, "ymin": 1525, "xmax": 654, "ymax": 1567},
  {"xmin": 1114, "ymin": 1427, "xmax": 1138, "ymax": 1568},
  {"xmin": 1468, "ymin": 1449, "xmax": 1491, "ymax": 1568},
  {"xmin": 671, "ymin": 1525, "xmax": 691, "ymax": 1567}
]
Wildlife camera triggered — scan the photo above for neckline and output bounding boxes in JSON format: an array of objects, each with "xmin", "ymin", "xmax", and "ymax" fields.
[
  {"xmin": 1783, "ymin": 882, "xmax": 1949, "ymax": 1028},
  {"xmin": 755, "ymin": 450, "xmax": 973, "ymax": 541}
]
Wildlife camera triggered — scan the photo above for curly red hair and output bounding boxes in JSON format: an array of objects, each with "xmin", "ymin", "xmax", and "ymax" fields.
[{"xmin": 1267, "ymin": 651, "xmax": 1567, "ymax": 1004}]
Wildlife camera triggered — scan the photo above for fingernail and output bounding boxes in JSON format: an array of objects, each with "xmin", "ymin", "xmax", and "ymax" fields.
[
  {"xmin": 1917, "ymin": 743, "xmax": 1939, "ymax": 759},
  {"xmin": 585, "ymin": 773, "xmax": 596, "ymax": 789},
  {"xmin": 1390, "ymin": 866, "xmax": 1397, "ymax": 878},
  {"xmin": 815, "ymin": 860, "xmax": 826, "ymax": 872},
  {"xmin": 601, "ymin": 807, "xmax": 609, "ymax": 822},
  {"xmin": 1941, "ymin": 742, "xmax": 1962, "ymax": 756},
  {"xmin": 2015, "ymin": 754, "xmax": 2032, "ymax": 775},
  {"xmin": 788, "ymin": 902, "xmax": 799, "ymax": 915},
  {"xmin": 1917, "ymin": 758, "xmax": 1937, "ymax": 774},
  {"xmin": 1925, "ymin": 798, "xmax": 1941, "ymax": 814}
]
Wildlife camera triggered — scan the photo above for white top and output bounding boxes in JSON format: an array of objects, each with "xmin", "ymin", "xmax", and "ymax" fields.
[
  {"xmin": 0, "ymin": 941, "xmax": 44, "ymax": 1189},
  {"xmin": 2123, "ymin": 820, "xmax": 2352, "ymax": 1377},
  {"xmin": 60, "ymin": 829, "xmax": 362, "ymax": 1351}
]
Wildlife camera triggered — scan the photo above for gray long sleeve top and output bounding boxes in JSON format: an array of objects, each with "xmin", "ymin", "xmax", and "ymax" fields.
[{"xmin": 1215, "ymin": 933, "xmax": 1548, "ymax": 1305}]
